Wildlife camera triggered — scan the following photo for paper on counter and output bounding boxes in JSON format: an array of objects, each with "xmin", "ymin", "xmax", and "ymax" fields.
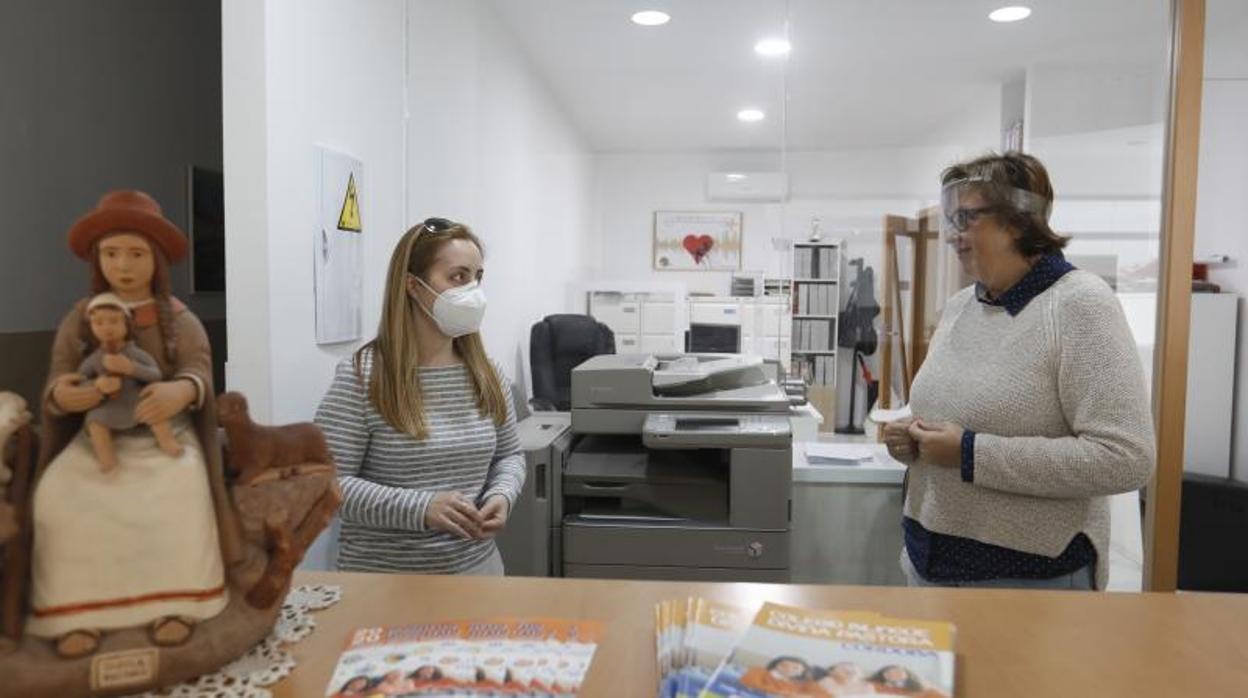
[{"xmin": 804, "ymin": 443, "xmax": 874, "ymax": 465}]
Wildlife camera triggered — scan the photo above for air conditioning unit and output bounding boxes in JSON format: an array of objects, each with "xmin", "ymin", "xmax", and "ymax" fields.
[{"xmin": 706, "ymin": 172, "xmax": 789, "ymax": 202}]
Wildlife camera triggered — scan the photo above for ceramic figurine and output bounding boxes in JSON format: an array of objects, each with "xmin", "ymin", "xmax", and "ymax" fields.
[
  {"xmin": 217, "ymin": 392, "xmax": 333, "ymax": 485},
  {"xmin": 28, "ymin": 192, "xmax": 232, "ymax": 657},
  {"xmin": 0, "ymin": 191, "xmax": 341, "ymax": 697},
  {"xmin": 78, "ymin": 293, "xmax": 184, "ymax": 472},
  {"xmin": 0, "ymin": 392, "xmax": 30, "ymax": 502}
]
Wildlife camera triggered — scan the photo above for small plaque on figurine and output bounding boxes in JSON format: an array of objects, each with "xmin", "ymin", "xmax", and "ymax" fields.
[{"xmin": 90, "ymin": 648, "xmax": 159, "ymax": 691}]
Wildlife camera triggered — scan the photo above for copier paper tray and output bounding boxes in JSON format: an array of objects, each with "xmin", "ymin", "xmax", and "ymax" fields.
[{"xmin": 563, "ymin": 435, "xmax": 728, "ymax": 521}]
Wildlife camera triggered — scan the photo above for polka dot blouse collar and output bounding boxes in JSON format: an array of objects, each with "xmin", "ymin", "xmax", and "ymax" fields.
[{"xmin": 975, "ymin": 253, "xmax": 1075, "ymax": 316}]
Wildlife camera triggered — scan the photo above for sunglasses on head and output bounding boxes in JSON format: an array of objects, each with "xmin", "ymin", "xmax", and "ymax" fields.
[{"xmin": 422, "ymin": 217, "xmax": 455, "ymax": 233}]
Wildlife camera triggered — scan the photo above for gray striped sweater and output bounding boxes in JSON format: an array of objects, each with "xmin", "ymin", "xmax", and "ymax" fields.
[{"xmin": 314, "ymin": 351, "xmax": 525, "ymax": 573}]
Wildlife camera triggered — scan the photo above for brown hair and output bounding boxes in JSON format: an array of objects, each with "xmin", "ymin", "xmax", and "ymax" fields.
[
  {"xmin": 88, "ymin": 234, "xmax": 178, "ymax": 363},
  {"xmin": 354, "ymin": 221, "xmax": 507, "ymax": 439},
  {"xmin": 941, "ymin": 151, "xmax": 1068, "ymax": 256}
]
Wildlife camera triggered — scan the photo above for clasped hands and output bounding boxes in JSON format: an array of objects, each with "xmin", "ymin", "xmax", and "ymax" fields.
[
  {"xmin": 882, "ymin": 417, "xmax": 965, "ymax": 468},
  {"xmin": 425, "ymin": 492, "xmax": 509, "ymax": 540}
]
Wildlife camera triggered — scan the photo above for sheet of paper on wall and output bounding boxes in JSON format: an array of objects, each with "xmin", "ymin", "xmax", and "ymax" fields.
[
  {"xmin": 868, "ymin": 404, "xmax": 912, "ymax": 424},
  {"xmin": 315, "ymin": 146, "xmax": 364, "ymax": 345},
  {"xmin": 804, "ymin": 443, "xmax": 874, "ymax": 465}
]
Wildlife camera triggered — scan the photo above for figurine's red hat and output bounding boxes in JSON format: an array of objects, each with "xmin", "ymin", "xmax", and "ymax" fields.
[{"xmin": 67, "ymin": 190, "xmax": 188, "ymax": 263}]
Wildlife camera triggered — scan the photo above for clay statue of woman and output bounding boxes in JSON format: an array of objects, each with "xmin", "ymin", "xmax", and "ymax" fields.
[{"xmin": 26, "ymin": 190, "xmax": 241, "ymax": 658}]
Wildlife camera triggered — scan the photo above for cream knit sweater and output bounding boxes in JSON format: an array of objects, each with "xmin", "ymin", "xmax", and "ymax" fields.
[{"xmin": 904, "ymin": 270, "xmax": 1155, "ymax": 589}]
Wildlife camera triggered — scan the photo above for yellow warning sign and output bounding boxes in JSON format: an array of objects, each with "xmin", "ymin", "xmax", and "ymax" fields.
[{"xmin": 337, "ymin": 172, "xmax": 362, "ymax": 232}]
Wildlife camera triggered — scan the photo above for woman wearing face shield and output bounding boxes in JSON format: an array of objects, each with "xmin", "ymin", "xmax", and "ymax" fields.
[
  {"xmin": 314, "ymin": 218, "xmax": 524, "ymax": 575},
  {"xmin": 881, "ymin": 153, "xmax": 1154, "ymax": 590}
]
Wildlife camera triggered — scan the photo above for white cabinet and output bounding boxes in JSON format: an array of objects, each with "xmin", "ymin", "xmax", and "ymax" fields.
[
  {"xmin": 589, "ymin": 294, "xmax": 640, "ymax": 333},
  {"xmin": 687, "ymin": 295, "xmax": 791, "ymax": 365},
  {"xmin": 582, "ymin": 282, "xmax": 685, "ymax": 354},
  {"xmin": 1184, "ymin": 292, "xmax": 1237, "ymax": 478}
]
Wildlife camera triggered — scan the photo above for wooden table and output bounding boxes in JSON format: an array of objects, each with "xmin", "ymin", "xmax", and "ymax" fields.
[{"xmin": 276, "ymin": 571, "xmax": 1248, "ymax": 697}]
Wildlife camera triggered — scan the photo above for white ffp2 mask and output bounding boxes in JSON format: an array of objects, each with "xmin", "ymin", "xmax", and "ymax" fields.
[{"xmin": 414, "ymin": 276, "xmax": 486, "ymax": 337}]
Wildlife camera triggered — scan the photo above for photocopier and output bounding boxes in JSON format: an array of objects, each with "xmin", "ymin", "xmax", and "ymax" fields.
[
  {"xmin": 497, "ymin": 353, "xmax": 793, "ymax": 582},
  {"xmin": 566, "ymin": 353, "xmax": 793, "ymax": 581}
]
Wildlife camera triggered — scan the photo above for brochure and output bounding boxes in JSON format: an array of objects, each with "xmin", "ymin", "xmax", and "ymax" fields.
[
  {"xmin": 325, "ymin": 618, "xmax": 603, "ymax": 697},
  {"xmin": 698, "ymin": 602, "xmax": 955, "ymax": 698}
]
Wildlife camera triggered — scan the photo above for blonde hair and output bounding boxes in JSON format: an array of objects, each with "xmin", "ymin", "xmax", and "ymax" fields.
[{"xmin": 355, "ymin": 221, "xmax": 507, "ymax": 439}]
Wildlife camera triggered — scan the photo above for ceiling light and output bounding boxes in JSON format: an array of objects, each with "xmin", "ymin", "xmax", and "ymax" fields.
[
  {"xmin": 726, "ymin": 173, "xmax": 747, "ymax": 181},
  {"xmin": 988, "ymin": 6, "xmax": 1031, "ymax": 22},
  {"xmin": 754, "ymin": 38, "xmax": 791, "ymax": 57},
  {"xmin": 737, "ymin": 109, "xmax": 765, "ymax": 122},
  {"xmin": 631, "ymin": 10, "xmax": 670, "ymax": 26}
]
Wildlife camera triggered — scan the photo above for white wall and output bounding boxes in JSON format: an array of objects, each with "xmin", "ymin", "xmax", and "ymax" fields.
[
  {"xmin": 592, "ymin": 144, "xmax": 995, "ymax": 297},
  {"xmin": 1024, "ymin": 59, "xmax": 1169, "ymax": 294},
  {"xmin": 223, "ymin": 0, "xmax": 406, "ymax": 429},
  {"xmin": 0, "ymin": 0, "xmax": 223, "ymax": 332},
  {"xmin": 1196, "ymin": 0, "xmax": 1248, "ymax": 483},
  {"xmin": 222, "ymin": 0, "xmax": 275, "ymax": 421},
  {"xmin": 224, "ymin": 0, "xmax": 594, "ymax": 568},
  {"xmin": 406, "ymin": 0, "xmax": 595, "ymax": 395}
]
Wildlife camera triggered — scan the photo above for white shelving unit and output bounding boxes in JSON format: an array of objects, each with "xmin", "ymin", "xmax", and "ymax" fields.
[{"xmin": 790, "ymin": 240, "xmax": 841, "ymax": 387}]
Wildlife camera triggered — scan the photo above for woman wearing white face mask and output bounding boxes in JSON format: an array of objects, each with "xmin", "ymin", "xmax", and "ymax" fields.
[{"xmin": 314, "ymin": 218, "xmax": 524, "ymax": 575}]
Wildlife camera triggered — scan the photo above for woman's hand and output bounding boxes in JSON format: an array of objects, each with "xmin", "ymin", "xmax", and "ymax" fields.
[
  {"xmin": 424, "ymin": 491, "xmax": 485, "ymax": 539},
  {"xmin": 135, "ymin": 379, "xmax": 196, "ymax": 425},
  {"xmin": 51, "ymin": 374, "xmax": 104, "ymax": 414},
  {"xmin": 102, "ymin": 352, "xmax": 135, "ymax": 376},
  {"xmin": 908, "ymin": 420, "xmax": 966, "ymax": 468},
  {"xmin": 882, "ymin": 417, "xmax": 919, "ymax": 464},
  {"xmin": 477, "ymin": 495, "xmax": 510, "ymax": 538}
]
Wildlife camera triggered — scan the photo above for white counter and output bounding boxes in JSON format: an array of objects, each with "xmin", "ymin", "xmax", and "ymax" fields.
[
  {"xmin": 789, "ymin": 440, "xmax": 906, "ymax": 585},
  {"xmin": 792, "ymin": 442, "xmax": 907, "ymax": 485}
]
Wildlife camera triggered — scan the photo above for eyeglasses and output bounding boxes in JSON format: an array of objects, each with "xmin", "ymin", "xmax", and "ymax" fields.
[
  {"xmin": 422, "ymin": 217, "xmax": 455, "ymax": 232},
  {"xmin": 945, "ymin": 206, "xmax": 994, "ymax": 233}
]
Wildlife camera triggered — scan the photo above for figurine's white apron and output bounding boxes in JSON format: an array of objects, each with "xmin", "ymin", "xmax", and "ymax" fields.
[{"xmin": 26, "ymin": 416, "xmax": 227, "ymax": 636}]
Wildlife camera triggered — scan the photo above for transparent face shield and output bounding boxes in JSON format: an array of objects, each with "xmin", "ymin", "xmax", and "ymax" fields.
[{"xmin": 940, "ymin": 175, "xmax": 1052, "ymax": 244}]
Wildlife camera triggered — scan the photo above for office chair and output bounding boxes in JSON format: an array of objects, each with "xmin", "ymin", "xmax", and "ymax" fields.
[{"xmin": 529, "ymin": 314, "xmax": 615, "ymax": 411}]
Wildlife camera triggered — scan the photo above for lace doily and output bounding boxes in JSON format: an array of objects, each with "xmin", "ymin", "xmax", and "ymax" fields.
[{"xmin": 135, "ymin": 584, "xmax": 342, "ymax": 698}]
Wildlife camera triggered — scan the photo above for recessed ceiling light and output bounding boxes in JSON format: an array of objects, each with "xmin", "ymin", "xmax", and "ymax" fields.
[
  {"xmin": 726, "ymin": 173, "xmax": 747, "ymax": 181},
  {"xmin": 737, "ymin": 109, "xmax": 765, "ymax": 123},
  {"xmin": 988, "ymin": 6, "xmax": 1031, "ymax": 22},
  {"xmin": 754, "ymin": 38, "xmax": 791, "ymax": 57},
  {"xmin": 631, "ymin": 10, "xmax": 670, "ymax": 26}
]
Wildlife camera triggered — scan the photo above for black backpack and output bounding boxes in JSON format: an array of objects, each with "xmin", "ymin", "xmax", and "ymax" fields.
[{"xmin": 838, "ymin": 260, "xmax": 880, "ymax": 355}]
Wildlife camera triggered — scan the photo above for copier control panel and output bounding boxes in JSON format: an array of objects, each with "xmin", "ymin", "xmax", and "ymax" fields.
[{"xmin": 642, "ymin": 413, "xmax": 791, "ymax": 449}]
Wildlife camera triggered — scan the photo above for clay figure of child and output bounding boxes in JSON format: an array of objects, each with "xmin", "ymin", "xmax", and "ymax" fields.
[{"xmin": 77, "ymin": 292, "xmax": 183, "ymax": 471}]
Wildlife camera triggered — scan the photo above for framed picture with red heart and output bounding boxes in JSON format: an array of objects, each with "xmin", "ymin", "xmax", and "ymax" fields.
[{"xmin": 652, "ymin": 210, "xmax": 743, "ymax": 271}]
